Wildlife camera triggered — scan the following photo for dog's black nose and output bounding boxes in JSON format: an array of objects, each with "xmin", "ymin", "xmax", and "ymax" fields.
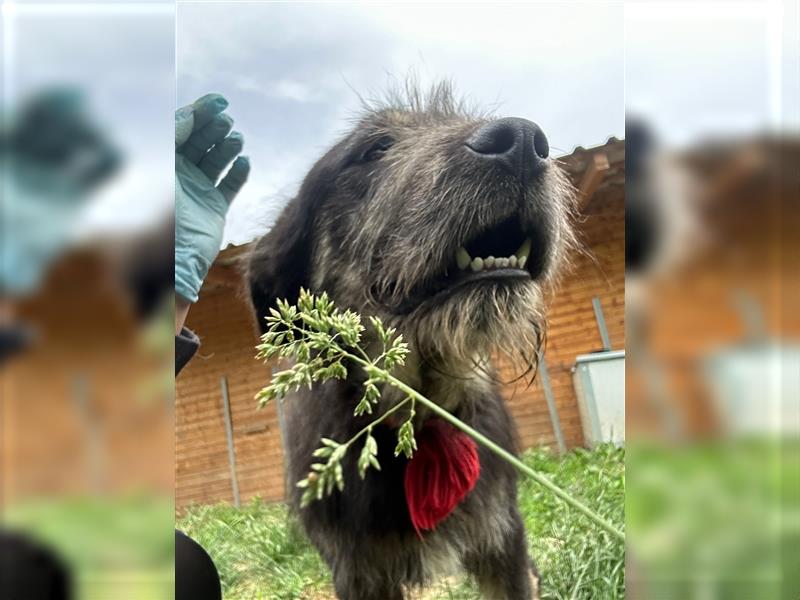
[{"xmin": 465, "ymin": 117, "xmax": 549, "ymax": 181}]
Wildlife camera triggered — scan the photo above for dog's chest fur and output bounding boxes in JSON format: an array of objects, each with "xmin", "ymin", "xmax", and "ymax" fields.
[{"xmin": 284, "ymin": 355, "xmax": 520, "ymax": 588}]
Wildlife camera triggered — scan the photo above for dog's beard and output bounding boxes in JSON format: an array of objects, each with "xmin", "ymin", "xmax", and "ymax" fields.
[{"xmin": 397, "ymin": 281, "xmax": 545, "ymax": 379}]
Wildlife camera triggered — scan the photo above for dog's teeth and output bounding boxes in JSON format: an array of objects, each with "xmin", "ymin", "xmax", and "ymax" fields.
[
  {"xmin": 485, "ymin": 256, "xmax": 495, "ymax": 269},
  {"xmin": 516, "ymin": 238, "xmax": 532, "ymax": 260},
  {"xmin": 456, "ymin": 247, "xmax": 471, "ymax": 270},
  {"xmin": 519, "ymin": 255, "xmax": 527, "ymax": 269},
  {"xmin": 497, "ymin": 258, "xmax": 507, "ymax": 268},
  {"xmin": 470, "ymin": 257, "xmax": 484, "ymax": 272},
  {"xmin": 509, "ymin": 255, "xmax": 518, "ymax": 267}
]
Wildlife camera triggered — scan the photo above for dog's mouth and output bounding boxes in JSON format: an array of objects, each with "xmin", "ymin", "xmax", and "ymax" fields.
[
  {"xmin": 456, "ymin": 216, "xmax": 544, "ymax": 278},
  {"xmin": 393, "ymin": 216, "xmax": 548, "ymax": 313}
]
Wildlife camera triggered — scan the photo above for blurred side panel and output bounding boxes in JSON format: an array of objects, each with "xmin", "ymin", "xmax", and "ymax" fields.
[
  {"xmin": 625, "ymin": 2, "xmax": 799, "ymax": 599},
  {"xmin": 1, "ymin": 2, "xmax": 175, "ymax": 598}
]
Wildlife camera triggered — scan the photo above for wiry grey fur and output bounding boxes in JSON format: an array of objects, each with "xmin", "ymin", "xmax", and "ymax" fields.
[{"xmin": 248, "ymin": 81, "xmax": 576, "ymax": 600}]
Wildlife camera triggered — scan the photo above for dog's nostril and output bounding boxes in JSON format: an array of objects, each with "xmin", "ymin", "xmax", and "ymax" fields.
[
  {"xmin": 533, "ymin": 129, "xmax": 549, "ymax": 159},
  {"xmin": 465, "ymin": 117, "xmax": 548, "ymax": 182}
]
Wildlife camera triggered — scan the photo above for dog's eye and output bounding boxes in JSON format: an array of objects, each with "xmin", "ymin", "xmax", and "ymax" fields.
[{"xmin": 360, "ymin": 136, "xmax": 394, "ymax": 163}]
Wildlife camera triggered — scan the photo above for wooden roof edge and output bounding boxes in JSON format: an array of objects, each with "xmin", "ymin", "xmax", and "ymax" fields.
[
  {"xmin": 557, "ymin": 137, "xmax": 625, "ymax": 172},
  {"xmin": 578, "ymin": 152, "xmax": 612, "ymax": 209}
]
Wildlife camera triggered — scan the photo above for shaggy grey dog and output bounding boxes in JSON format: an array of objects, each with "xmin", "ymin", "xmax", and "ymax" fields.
[{"xmin": 248, "ymin": 83, "xmax": 576, "ymax": 600}]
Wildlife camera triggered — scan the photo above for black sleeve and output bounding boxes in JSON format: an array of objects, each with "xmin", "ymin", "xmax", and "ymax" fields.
[
  {"xmin": 0, "ymin": 530, "xmax": 72, "ymax": 600},
  {"xmin": 175, "ymin": 327, "xmax": 200, "ymax": 376},
  {"xmin": 175, "ymin": 530, "xmax": 222, "ymax": 600}
]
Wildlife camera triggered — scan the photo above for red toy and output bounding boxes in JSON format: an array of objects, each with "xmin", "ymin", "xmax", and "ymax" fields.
[{"xmin": 404, "ymin": 419, "xmax": 481, "ymax": 536}]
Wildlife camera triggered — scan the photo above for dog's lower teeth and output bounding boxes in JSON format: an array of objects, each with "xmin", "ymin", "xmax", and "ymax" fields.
[{"xmin": 457, "ymin": 240, "xmax": 530, "ymax": 274}]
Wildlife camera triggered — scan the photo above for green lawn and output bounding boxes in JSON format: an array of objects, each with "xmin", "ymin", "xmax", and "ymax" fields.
[
  {"xmin": 626, "ymin": 438, "xmax": 800, "ymax": 600},
  {"xmin": 178, "ymin": 444, "xmax": 625, "ymax": 600}
]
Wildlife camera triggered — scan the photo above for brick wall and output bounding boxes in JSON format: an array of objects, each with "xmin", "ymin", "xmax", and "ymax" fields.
[{"xmin": 176, "ymin": 288, "xmax": 285, "ymax": 510}]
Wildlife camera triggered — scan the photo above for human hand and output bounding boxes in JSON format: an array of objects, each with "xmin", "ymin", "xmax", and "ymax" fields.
[
  {"xmin": 175, "ymin": 93, "xmax": 250, "ymax": 303},
  {"xmin": 0, "ymin": 88, "xmax": 120, "ymax": 296}
]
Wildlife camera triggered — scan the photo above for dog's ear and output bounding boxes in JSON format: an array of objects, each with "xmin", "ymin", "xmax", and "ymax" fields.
[
  {"xmin": 247, "ymin": 137, "xmax": 352, "ymax": 333},
  {"xmin": 247, "ymin": 197, "xmax": 314, "ymax": 334}
]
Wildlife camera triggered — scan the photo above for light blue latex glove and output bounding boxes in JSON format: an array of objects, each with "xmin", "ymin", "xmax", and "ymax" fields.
[
  {"xmin": 0, "ymin": 89, "xmax": 120, "ymax": 296},
  {"xmin": 175, "ymin": 93, "xmax": 250, "ymax": 302}
]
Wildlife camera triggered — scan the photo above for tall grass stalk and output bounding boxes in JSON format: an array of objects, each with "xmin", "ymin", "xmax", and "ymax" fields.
[{"xmin": 255, "ymin": 290, "xmax": 624, "ymax": 542}]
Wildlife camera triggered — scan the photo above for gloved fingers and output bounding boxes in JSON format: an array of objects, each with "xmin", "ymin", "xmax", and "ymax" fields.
[
  {"xmin": 175, "ymin": 93, "xmax": 228, "ymax": 148},
  {"xmin": 190, "ymin": 93, "xmax": 229, "ymax": 131},
  {"xmin": 198, "ymin": 131, "xmax": 244, "ymax": 183},
  {"xmin": 180, "ymin": 113, "xmax": 234, "ymax": 164},
  {"xmin": 218, "ymin": 156, "xmax": 250, "ymax": 203}
]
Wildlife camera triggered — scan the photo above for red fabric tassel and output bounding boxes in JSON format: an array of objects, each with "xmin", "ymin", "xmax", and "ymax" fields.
[{"xmin": 404, "ymin": 419, "xmax": 480, "ymax": 536}]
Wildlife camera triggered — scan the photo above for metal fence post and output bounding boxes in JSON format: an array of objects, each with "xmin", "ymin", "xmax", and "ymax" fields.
[
  {"xmin": 220, "ymin": 376, "xmax": 241, "ymax": 507},
  {"xmin": 271, "ymin": 366, "xmax": 293, "ymax": 500},
  {"xmin": 537, "ymin": 354, "xmax": 567, "ymax": 454},
  {"xmin": 71, "ymin": 373, "xmax": 103, "ymax": 493},
  {"xmin": 592, "ymin": 296, "xmax": 612, "ymax": 351}
]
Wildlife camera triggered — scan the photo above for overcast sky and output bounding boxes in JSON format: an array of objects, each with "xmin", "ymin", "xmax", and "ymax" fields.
[
  {"xmin": 4, "ymin": 2, "xmax": 789, "ymax": 242},
  {"xmin": 177, "ymin": 2, "xmax": 625, "ymax": 247}
]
